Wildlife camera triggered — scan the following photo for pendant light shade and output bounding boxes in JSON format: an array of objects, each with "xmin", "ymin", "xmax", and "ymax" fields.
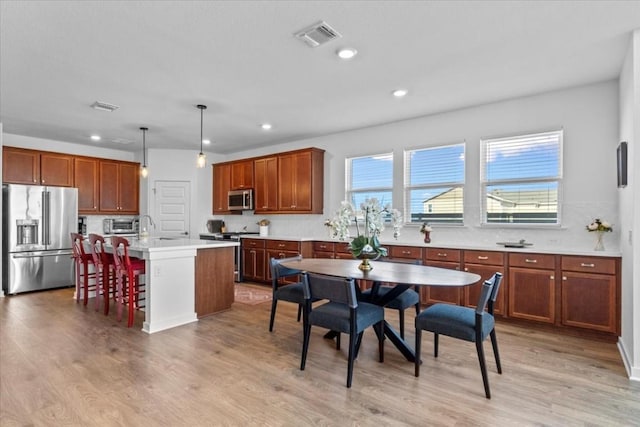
[
  {"xmin": 140, "ymin": 127, "xmax": 149, "ymax": 178},
  {"xmin": 196, "ymin": 104, "xmax": 207, "ymax": 168}
]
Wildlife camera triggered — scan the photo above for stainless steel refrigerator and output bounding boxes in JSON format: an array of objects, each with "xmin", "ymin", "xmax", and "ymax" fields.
[{"xmin": 2, "ymin": 184, "xmax": 78, "ymax": 294}]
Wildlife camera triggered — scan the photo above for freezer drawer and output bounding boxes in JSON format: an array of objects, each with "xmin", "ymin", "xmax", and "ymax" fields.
[{"xmin": 4, "ymin": 250, "xmax": 74, "ymax": 294}]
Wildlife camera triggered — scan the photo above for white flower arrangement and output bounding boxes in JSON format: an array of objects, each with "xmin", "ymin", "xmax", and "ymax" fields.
[
  {"xmin": 586, "ymin": 218, "xmax": 612, "ymax": 232},
  {"xmin": 325, "ymin": 198, "xmax": 403, "ymax": 257}
]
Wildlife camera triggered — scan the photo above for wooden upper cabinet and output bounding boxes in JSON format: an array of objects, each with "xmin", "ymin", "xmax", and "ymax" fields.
[
  {"xmin": 213, "ymin": 163, "xmax": 231, "ymax": 214},
  {"xmin": 98, "ymin": 160, "xmax": 139, "ymax": 214},
  {"xmin": 230, "ymin": 160, "xmax": 254, "ymax": 189},
  {"xmin": 277, "ymin": 148, "xmax": 324, "ymax": 214},
  {"xmin": 74, "ymin": 157, "xmax": 99, "ymax": 213},
  {"xmin": 3, "ymin": 147, "xmax": 73, "ymax": 186},
  {"xmin": 254, "ymin": 156, "xmax": 278, "ymax": 212}
]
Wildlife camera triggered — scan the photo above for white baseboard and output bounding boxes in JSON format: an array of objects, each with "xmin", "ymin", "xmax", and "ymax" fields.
[{"xmin": 617, "ymin": 338, "xmax": 640, "ymax": 381}]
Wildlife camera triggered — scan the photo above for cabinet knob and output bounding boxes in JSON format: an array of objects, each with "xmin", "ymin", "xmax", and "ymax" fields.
[
  {"xmin": 437, "ymin": 253, "xmax": 447, "ymax": 257},
  {"xmin": 464, "ymin": 268, "xmax": 468, "ymax": 272},
  {"xmin": 580, "ymin": 263, "xmax": 595, "ymax": 268},
  {"xmin": 402, "ymin": 250, "xmax": 410, "ymax": 255},
  {"xmin": 477, "ymin": 256, "xmax": 488, "ymax": 260},
  {"xmin": 525, "ymin": 259, "xmax": 538, "ymax": 263},
  {"xmin": 550, "ymin": 275, "xmax": 555, "ymax": 280},
  {"xmin": 562, "ymin": 276, "xmax": 567, "ymax": 280}
]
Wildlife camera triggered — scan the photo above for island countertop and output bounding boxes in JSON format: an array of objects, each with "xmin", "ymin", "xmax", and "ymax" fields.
[{"xmin": 124, "ymin": 237, "xmax": 238, "ymax": 253}]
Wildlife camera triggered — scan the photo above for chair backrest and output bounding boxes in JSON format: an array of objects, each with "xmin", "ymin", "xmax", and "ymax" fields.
[
  {"xmin": 303, "ymin": 272, "xmax": 358, "ymax": 308},
  {"xmin": 88, "ymin": 233, "xmax": 109, "ymax": 267},
  {"xmin": 110, "ymin": 236, "xmax": 132, "ymax": 275},
  {"xmin": 487, "ymin": 272, "xmax": 503, "ymax": 315},
  {"xmin": 270, "ymin": 255, "xmax": 302, "ymax": 289},
  {"xmin": 475, "ymin": 279, "xmax": 495, "ymax": 315},
  {"xmin": 70, "ymin": 232, "xmax": 88, "ymax": 261}
]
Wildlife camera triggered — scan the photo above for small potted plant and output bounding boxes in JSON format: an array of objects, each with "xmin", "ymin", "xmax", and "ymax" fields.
[
  {"xmin": 420, "ymin": 222, "xmax": 433, "ymax": 244},
  {"xmin": 586, "ymin": 218, "xmax": 612, "ymax": 251},
  {"xmin": 257, "ymin": 219, "xmax": 270, "ymax": 236}
]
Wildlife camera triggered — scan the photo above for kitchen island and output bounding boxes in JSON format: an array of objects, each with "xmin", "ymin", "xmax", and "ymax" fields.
[{"xmin": 123, "ymin": 238, "xmax": 238, "ymax": 334}]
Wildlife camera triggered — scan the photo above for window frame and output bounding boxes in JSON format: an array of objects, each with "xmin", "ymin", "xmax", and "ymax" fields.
[
  {"xmin": 345, "ymin": 151, "xmax": 394, "ymax": 211},
  {"xmin": 403, "ymin": 142, "xmax": 466, "ymax": 226},
  {"xmin": 480, "ymin": 129, "xmax": 563, "ymax": 227}
]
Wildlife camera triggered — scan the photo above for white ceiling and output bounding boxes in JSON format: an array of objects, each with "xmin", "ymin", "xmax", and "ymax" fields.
[{"xmin": 1, "ymin": 1, "xmax": 640, "ymax": 155}]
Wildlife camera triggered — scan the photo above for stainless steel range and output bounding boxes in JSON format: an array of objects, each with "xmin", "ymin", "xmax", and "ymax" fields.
[{"xmin": 200, "ymin": 231, "xmax": 259, "ymax": 282}]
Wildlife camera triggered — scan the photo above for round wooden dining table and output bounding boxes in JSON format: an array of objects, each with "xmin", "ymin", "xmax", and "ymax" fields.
[{"xmin": 280, "ymin": 257, "xmax": 481, "ymax": 362}]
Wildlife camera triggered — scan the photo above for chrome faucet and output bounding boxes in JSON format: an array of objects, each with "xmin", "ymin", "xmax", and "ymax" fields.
[{"xmin": 139, "ymin": 214, "xmax": 156, "ymax": 230}]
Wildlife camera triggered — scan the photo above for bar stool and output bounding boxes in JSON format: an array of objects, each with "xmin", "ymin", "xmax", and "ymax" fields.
[
  {"xmin": 110, "ymin": 236, "xmax": 146, "ymax": 327},
  {"xmin": 70, "ymin": 233, "xmax": 97, "ymax": 305},
  {"xmin": 88, "ymin": 233, "xmax": 115, "ymax": 315}
]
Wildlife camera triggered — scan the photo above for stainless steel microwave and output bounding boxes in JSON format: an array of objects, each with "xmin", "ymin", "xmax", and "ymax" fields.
[{"xmin": 228, "ymin": 189, "xmax": 253, "ymax": 211}]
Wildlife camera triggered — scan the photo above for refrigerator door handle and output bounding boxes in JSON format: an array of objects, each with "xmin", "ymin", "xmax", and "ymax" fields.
[
  {"xmin": 12, "ymin": 250, "xmax": 74, "ymax": 259},
  {"xmin": 43, "ymin": 190, "xmax": 51, "ymax": 246}
]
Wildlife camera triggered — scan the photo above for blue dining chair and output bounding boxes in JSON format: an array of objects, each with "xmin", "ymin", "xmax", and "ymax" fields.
[
  {"xmin": 301, "ymin": 272, "xmax": 385, "ymax": 388},
  {"xmin": 414, "ymin": 272, "xmax": 503, "ymax": 398},
  {"xmin": 269, "ymin": 255, "xmax": 305, "ymax": 332}
]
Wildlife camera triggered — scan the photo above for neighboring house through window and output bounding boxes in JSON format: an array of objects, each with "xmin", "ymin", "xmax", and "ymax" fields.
[
  {"xmin": 480, "ymin": 130, "xmax": 563, "ymax": 225},
  {"xmin": 404, "ymin": 143, "xmax": 465, "ymax": 225}
]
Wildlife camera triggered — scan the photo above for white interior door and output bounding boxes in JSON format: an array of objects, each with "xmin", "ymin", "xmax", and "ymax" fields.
[{"xmin": 153, "ymin": 181, "xmax": 190, "ymax": 237}]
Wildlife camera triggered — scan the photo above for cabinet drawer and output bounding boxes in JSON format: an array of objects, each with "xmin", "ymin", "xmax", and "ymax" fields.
[
  {"xmin": 266, "ymin": 240, "xmax": 300, "ymax": 251},
  {"xmin": 425, "ymin": 248, "xmax": 461, "ymax": 263},
  {"xmin": 335, "ymin": 242, "xmax": 352, "ymax": 254},
  {"xmin": 242, "ymin": 238, "xmax": 265, "ymax": 248},
  {"xmin": 562, "ymin": 256, "xmax": 615, "ymax": 275},
  {"xmin": 509, "ymin": 253, "xmax": 555, "ymax": 270},
  {"xmin": 313, "ymin": 241, "xmax": 335, "ymax": 252},
  {"xmin": 389, "ymin": 245, "xmax": 423, "ymax": 259},
  {"xmin": 464, "ymin": 250, "xmax": 504, "ymax": 266}
]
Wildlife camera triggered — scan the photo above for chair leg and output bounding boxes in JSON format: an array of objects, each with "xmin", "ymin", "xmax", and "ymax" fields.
[
  {"xmin": 490, "ymin": 329, "xmax": 502, "ymax": 374},
  {"xmin": 415, "ymin": 328, "xmax": 422, "ymax": 377},
  {"xmin": 354, "ymin": 332, "xmax": 363, "ymax": 359},
  {"xmin": 376, "ymin": 322, "xmax": 384, "ymax": 363},
  {"xmin": 74, "ymin": 260, "xmax": 81, "ymax": 303},
  {"xmin": 82, "ymin": 260, "xmax": 89, "ymax": 306},
  {"xmin": 297, "ymin": 305, "xmax": 302, "ymax": 322},
  {"xmin": 346, "ymin": 331, "xmax": 357, "ymax": 388},
  {"xmin": 268, "ymin": 299, "xmax": 278, "ymax": 332},
  {"xmin": 476, "ymin": 339, "xmax": 491, "ymax": 399},
  {"xmin": 399, "ymin": 309, "xmax": 405, "ymax": 339},
  {"xmin": 127, "ymin": 273, "xmax": 136, "ymax": 328},
  {"xmin": 300, "ymin": 320, "xmax": 311, "ymax": 371},
  {"xmin": 433, "ymin": 333, "xmax": 439, "ymax": 358},
  {"xmin": 336, "ymin": 333, "xmax": 341, "ymax": 350}
]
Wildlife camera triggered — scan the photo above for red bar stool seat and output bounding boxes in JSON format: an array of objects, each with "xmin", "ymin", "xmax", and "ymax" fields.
[
  {"xmin": 110, "ymin": 236, "xmax": 146, "ymax": 327},
  {"xmin": 70, "ymin": 233, "xmax": 97, "ymax": 305}
]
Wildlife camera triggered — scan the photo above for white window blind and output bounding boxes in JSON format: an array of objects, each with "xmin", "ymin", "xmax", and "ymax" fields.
[
  {"xmin": 346, "ymin": 153, "xmax": 393, "ymax": 208},
  {"xmin": 481, "ymin": 130, "xmax": 562, "ymax": 225},
  {"xmin": 404, "ymin": 143, "xmax": 465, "ymax": 224}
]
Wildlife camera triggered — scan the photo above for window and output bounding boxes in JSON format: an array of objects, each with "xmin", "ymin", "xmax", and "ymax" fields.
[
  {"xmin": 481, "ymin": 130, "xmax": 562, "ymax": 225},
  {"xmin": 404, "ymin": 143, "xmax": 465, "ymax": 224},
  {"xmin": 346, "ymin": 153, "xmax": 393, "ymax": 208}
]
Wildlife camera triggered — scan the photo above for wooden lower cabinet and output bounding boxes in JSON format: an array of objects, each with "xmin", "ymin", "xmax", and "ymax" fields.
[
  {"xmin": 313, "ymin": 241, "xmax": 335, "ymax": 259},
  {"xmin": 242, "ymin": 239, "xmax": 266, "ymax": 282},
  {"xmin": 463, "ymin": 250, "xmax": 505, "ymax": 315},
  {"xmin": 195, "ymin": 247, "xmax": 235, "ymax": 317},
  {"xmin": 561, "ymin": 256, "xmax": 618, "ymax": 334},
  {"xmin": 422, "ymin": 248, "xmax": 462, "ymax": 306},
  {"xmin": 508, "ymin": 252, "xmax": 556, "ymax": 323}
]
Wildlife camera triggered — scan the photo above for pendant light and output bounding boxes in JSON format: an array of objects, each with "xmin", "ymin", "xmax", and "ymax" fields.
[
  {"xmin": 196, "ymin": 104, "xmax": 207, "ymax": 168},
  {"xmin": 140, "ymin": 127, "xmax": 149, "ymax": 178}
]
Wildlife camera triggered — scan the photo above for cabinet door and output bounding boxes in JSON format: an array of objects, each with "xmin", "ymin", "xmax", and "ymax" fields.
[
  {"xmin": 230, "ymin": 160, "xmax": 254, "ymax": 189},
  {"xmin": 99, "ymin": 161, "xmax": 120, "ymax": 212},
  {"xmin": 561, "ymin": 271, "xmax": 617, "ymax": 333},
  {"xmin": 213, "ymin": 164, "xmax": 231, "ymax": 214},
  {"xmin": 75, "ymin": 157, "xmax": 99, "ymax": 213},
  {"xmin": 254, "ymin": 157, "xmax": 278, "ymax": 211},
  {"xmin": 40, "ymin": 152, "xmax": 74, "ymax": 186},
  {"xmin": 421, "ymin": 260, "xmax": 462, "ymax": 306},
  {"xmin": 2, "ymin": 147, "xmax": 39, "ymax": 184},
  {"xmin": 509, "ymin": 267, "xmax": 555, "ymax": 323},
  {"xmin": 266, "ymin": 249, "xmax": 300, "ymax": 283},
  {"xmin": 117, "ymin": 162, "xmax": 139, "ymax": 214},
  {"xmin": 463, "ymin": 264, "xmax": 505, "ymax": 315},
  {"xmin": 278, "ymin": 151, "xmax": 312, "ymax": 211}
]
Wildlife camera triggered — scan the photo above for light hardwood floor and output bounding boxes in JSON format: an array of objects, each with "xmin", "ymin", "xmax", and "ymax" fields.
[{"xmin": 1, "ymin": 285, "xmax": 638, "ymax": 426}]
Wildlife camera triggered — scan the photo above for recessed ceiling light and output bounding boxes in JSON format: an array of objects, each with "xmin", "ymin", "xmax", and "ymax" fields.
[
  {"xmin": 90, "ymin": 135, "xmax": 101, "ymax": 141},
  {"xmin": 261, "ymin": 123, "xmax": 272, "ymax": 130},
  {"xmin": 91, "ymin": 101, "xmax": 119, "ymax": 112},
  {"xmin": 203, "ymin": 139, "xmax": 211, "ymax": 145},
  {"xmin": 337, "ymin": 48, "xmax": 357, "ymax": 60},
  {"xmin": 392, "ymin": 89, "xmax": 408, "ymax": 98}
]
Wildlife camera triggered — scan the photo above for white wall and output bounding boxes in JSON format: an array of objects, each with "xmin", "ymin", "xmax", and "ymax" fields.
[
  {"xmin": 218, "ymin": 81, "xmax": 621, "ymax": 254},
  {"xmin": 618, "ymin": 29, "xmax": 640, "ymax": 380}
]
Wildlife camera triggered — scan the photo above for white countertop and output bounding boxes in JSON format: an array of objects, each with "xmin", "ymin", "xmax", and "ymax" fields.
[
  {"xmin": 126, "ymin": 237, "xmax": 238, "ymax": 253},
  {"xmin": 236, "ymin": 235, "xmax": 621, "ymax": 257}
]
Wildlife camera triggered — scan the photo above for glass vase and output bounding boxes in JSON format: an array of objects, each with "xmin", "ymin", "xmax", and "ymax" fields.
[
  {"xmin": 594, "ymin": 231, "xmax": 605, "ymax": 251},
  {"xmin": 423, "ymin": 231, "xmax": 431, "ymax": 244}
]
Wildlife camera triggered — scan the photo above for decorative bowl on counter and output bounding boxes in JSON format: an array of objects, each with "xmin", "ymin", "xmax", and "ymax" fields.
[{"xmin": 497, "ymin": 239, "xmax": 533, "ymax": 248}]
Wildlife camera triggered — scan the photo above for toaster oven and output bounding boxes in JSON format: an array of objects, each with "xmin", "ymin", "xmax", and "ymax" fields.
[{"xmin": 103, "ymin": 218, "xmax": 139, "ymax": 235}]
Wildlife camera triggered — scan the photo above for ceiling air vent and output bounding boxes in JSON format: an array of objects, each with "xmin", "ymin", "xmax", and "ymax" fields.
[
  {"xmin": 294, "ymin": 21, "xmax": 341, "ymax": 47},
  {"xmin": 91, "ymin": 101, "xmax": 120, "ymax": 112},
  {"xmin": 110, "ymin": 138, "xmax": 135, "ymax": 145}
]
